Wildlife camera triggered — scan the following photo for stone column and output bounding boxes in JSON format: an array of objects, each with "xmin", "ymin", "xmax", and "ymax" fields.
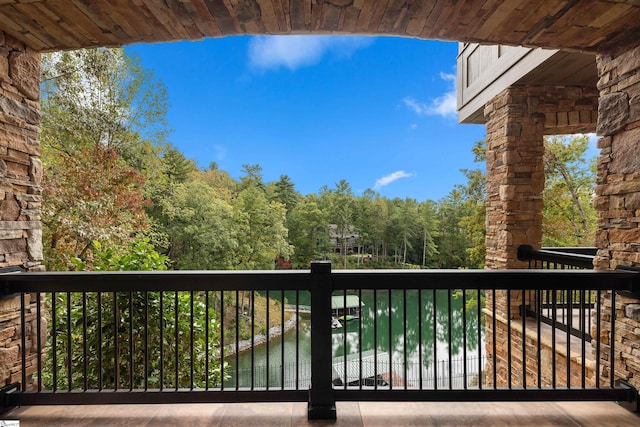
[
  {"xmin": 483, "ymin": 84, "xmax": 598, "ymax": 387},
  {"xmin": 484, "ymin": 86, "xmax": 545, "ymax": 317},
  {"xmin": 0, "ymin": 31, "xmax": 44, "ymax": 388},
  {"xmin": 593, "ymin": 43, "xmax": 640, "ymax": 390}
]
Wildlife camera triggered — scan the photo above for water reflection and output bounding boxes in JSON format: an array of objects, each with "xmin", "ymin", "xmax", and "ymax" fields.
[{"xmin": 226, "ymin": 289, "xmax": 485, "ymax": 389}]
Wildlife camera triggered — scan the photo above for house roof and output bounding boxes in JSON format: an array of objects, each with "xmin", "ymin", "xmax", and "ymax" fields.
[
  {"xmin": 331, "ymin": 294, "xmax": 362, "ymax": 310},
  {"xmin": 1, "ymin": 1, "xmax": 640, "ymax": 53}
]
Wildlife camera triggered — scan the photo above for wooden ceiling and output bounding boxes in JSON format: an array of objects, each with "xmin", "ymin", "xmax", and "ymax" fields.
[{"xmin": 1, "ymin": 1, "xmax": 640, "ymax": 53}]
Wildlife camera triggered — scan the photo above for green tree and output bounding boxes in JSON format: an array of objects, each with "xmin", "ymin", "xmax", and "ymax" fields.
[
  {"xmin": 234, "ymin": 186, "xmax": 293, "ymax": 269},
  {"xmin": 319, "ymin": 180, "xmax": 355, "ymax": 268},
  {"xmin": 40, "ymin": 47, "xmax": 173, "ymax": 270},
  {"xmin": 288, "ymin": 195, "xmax": 330, "ymax": 268},
  {"xmin": 272, "ymin": 174, "xmax": 300, "ymax": 215},
  {"xmin": 47, "ymin": 239, "xmax": 227, "ymax": 390},
  {"xmin": 458, "ymin": 140, "xmax": 487, "ymax": 268},
  {"xmin": 543, "ymin": 135, "xmax": 596, "ymax": 246},
  {"xmin": 159, "ymin": 180, "xmax": 237, "ymax": 269}
]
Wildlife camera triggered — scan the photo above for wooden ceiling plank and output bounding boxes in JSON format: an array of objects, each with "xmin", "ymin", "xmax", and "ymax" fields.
[
  {"xmin": 355, "ymin": 0, "xmax": 375, "ymax": 32},
  {"xmin": 40, "ymin": 1, "xmax": 118, "ymax": 47},
  {"xmin": 281, "ymin": 0, "xmax": 291, "ymax": 31},
  {"xmin": 434, "ymin": 1, "xmax": 467, "ymax": 39},
  {"xmin": 70, "ymin": 0, "xmax": 132, "ymax": 43},
  {"xmin": 472, "ymin": 0, "xmax": 525, "ymax": 41},
  {"xmin": 144, "ymin": 0, "xmax": 192, "ymax": 40},
  {"xmin": 590, "ymin": 9, "xmax": 640, "ymax": 48},
  {"xmin": 93, "ymin": 0, "xmax": 145, "ymax": 41},
  {"xmin": 174, "ymin": 0, "xmax": 211, "ymax": 38},
  {"xmin": 342, "ymin": 5, "xmax": 361, "ymax": 33},
  {"xmin": 255, "ymin": 0, "xmax": 280, "ymax": 33},
  {"xmin": 130, "ymin": 2, "xmax": 177, "ymax": 42},
  {"xmin": 367, "ymin": 0, "xmax": 390, "ymax": 32},
  {"xmin": 271, "ymin": 0, "xmax": 288, "ymax": 32},
  {"xmin": 204, "ymin": 0, "xmax": 240, "ymax": 35},
  {"xmin": 405, "ymin": 0, "xmax": 432, "ymax": 37},
  {"xmin": 378, "ymin": 0, "xmax": 406, "ymax": 34},
  {"xmin": 13, "ymin": 3, "xmax": 80, "ymax": 48},
  {"xmin": 451, "ymin": 2, "xmax": 496, "ymax": 38},
  {"xmin": 310, "ymin": 1, "xmax": 323, "ymax": 31},
  {"xmin": 482, "ymin": 0, "xmax": 536, "ymax": 44},
  {"xmin": 591, "ymin": 3, "xmax": 632, "ymax": 28},
  {"xmin": 521, "ymin": 0, "xmax": 583, "ymax": 49},
  {"xmin": 188, "ymin": 0, "xmax": 223, "ymax": 36},
  {"xmin": 0, "ymin": 7, "xmax": 50, "ymax": 50},
  {"xmin": 289, "ymin": 0, "xmax": 308, "ymax": 31},
  {"xmin": 321, "ymin": 2, "xmax": 341, "ymax": 32}
]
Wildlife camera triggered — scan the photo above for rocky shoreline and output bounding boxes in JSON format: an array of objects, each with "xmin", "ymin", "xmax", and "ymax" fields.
[{"xmin": 223, "ymin": 313, "xmax": 297, "ymax": 357}]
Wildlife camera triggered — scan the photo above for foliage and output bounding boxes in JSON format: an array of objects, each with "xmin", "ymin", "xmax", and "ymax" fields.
[
  {"xmin": 287, "ymin": 195, "xmax": 330, "ymax": 268},
  {"xmin": 159, "ymin": 179, "xmax": 237, "ymax": 269},
  {"xmin": 543, "ymin": 135, "xmax": 596, "ymax": 246},
  {"xmin": 42, "ymin": 145, "xmax": 149, "ymax": 270},
  {"xmin": 45, "ymin": 239, "xmax": 228, "ymax": 390}
]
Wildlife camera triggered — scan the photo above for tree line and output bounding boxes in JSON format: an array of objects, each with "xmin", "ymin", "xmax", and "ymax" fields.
[{"xmin": 40, "ymin": 48, "xmax": 596, "ymax": 273}]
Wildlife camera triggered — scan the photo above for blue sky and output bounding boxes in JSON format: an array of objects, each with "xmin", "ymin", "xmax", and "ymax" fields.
[{"xmin": 127, "ymin": 37, "xmax": 500, "ymax": 201}]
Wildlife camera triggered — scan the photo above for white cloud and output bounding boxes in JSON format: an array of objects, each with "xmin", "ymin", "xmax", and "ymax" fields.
[
  {"xmin": 248, "ymin": 35, "xmax": 373, "ymax": 71},
  {"xmin": 404, "ymin": 71, "xmax": 457, "ymax": 119},
  {"xmin": 374, "ymin": 170, "xmax": 413, "ymax": 190}
]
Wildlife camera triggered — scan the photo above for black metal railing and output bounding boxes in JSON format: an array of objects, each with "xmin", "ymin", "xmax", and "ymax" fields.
[
  {"xmin": 0, "ymin": 263, "xmax": 638, "ymax": 419},
  {"xmin": 518, "ymin": 245, "xmax": 597, "ymax": 341}
]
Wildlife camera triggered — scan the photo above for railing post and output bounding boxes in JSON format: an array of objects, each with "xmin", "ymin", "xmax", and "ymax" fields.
[{"xmin": 308, "ymin": 261, "xmax": 336, "ymax": 420}]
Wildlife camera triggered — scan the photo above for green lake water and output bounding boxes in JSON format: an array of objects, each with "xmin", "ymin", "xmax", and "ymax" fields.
[{"xmin": 225, "ymin": 290, "xmax": 485, "ymax": 389}]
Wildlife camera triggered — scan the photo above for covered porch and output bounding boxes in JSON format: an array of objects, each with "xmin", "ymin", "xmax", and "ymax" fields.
[{"xmin": 1, "ymin": 0, "xmax": 640, "ymax": 424}]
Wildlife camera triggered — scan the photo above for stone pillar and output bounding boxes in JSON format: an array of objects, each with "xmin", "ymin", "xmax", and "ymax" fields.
[
  {"xmin": 485, "ymin": 86, "xmax": 545, "ymax": 270},
  {"xmin": 483, "ymin": 84, "xmax": 598, "ymax": 387},
  {"xmin": 593, "ymin": 43, "xmax": 640, "ymax": 390},
  {"xmin": 0, "ymin": 31, "xmax": 43, "ymax": 388}
]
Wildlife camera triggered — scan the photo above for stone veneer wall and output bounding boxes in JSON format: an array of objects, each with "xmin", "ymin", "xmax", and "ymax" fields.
[
  {"xmin": 484, "ymin": 311, "xmax": 596, "ymax": 388},
  {"xmin": 483, "ymin": 84, "xmax": 598, "ymax": 387},
  {"xmin": 593, "ymin": 43, "xmax": 640, "ymax": 391},
  {"xmin": 0, "ymin": 31, "xmax": 44, "ymax": 388}
]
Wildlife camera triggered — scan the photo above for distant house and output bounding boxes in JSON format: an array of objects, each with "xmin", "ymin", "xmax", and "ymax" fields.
[{"xmin": 327, "ymin": 224, "xmax": 362, "ymax": 256}]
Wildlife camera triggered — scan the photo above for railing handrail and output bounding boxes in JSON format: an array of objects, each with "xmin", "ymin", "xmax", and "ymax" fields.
[
  {"xmin": 541, "ymin": 247, "xmax": 597, "ymax": 256},
  {"xmin": 3, "ymin": 263, "xmax": 640, "ymax": 418},
  {"xmin": 517, "ymin": 244, "xmax": 596, "ymax": 269},
  {"xmin": 1, "ymin": 268, "xmax": 638, "ymax": 294}
]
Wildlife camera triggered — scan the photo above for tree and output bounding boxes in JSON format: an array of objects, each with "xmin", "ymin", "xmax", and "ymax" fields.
[
  {"xmin": 40, "ymin": 47, "xmax": 172, "ymax": 270},
  {"xmin": 543, "ymin": 135, "xmax": 596, "ymax": 246},
  {"xmin": 159, "ymin": 180, "xmax": 237, "ymax": 269},
  {"xmin": 271, "ymin": 174, "xmax": 300, "ymax": 215},
  {"xmin": 319, "ymin": 180, "xmax": 356, "ymax": 267},
  {"xmin": 43, "ymin": 145, "xmax": 149, "ymax": 270},
  {"xmin": 457, "ymin": 139, "xmax": 487, "ymax": 268},
  {"xmin": 234, "ymin": 186, "xmax": 293, "ymax": 269},
  {"xmin": 287, "ymin": 195, "xmax": 330, "ymax": 268},
  {"xmin": 41, "ymin": 48, "xmax": 169, "ymax": 157},
  {"xmin": 418, "ymin": 200, "xmax": 440, "ymax": 268}
]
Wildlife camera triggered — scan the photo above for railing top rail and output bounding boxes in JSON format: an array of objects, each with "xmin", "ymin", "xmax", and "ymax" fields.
[
  {"xmin": 1, "ymin": 268, "xmax": 638, "ymax": 294},
  {"xmin": 542, "ymin": 247, "xmax": 597, "ymax": 256},
  {"xmin": 0, "ymin": 270, "xmax": 312, "ymax": 293},
  {"xmin": 517, "ymin": 245, "xmax": 595, "ymax": 269},
  {"xmin": 330, "ymin": 269, "xmax": 637, "ymax": 291}
]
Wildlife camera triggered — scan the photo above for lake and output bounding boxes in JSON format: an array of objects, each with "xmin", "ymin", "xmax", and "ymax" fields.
[{"xmin": 225, "ymin": 289, "xmax": 485, "ymax": 389}]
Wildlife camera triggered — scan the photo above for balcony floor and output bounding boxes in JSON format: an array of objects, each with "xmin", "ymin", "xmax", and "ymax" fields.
[{"xmin": 3, "ymin": 401, "xmax": 639, "ymax": 426}]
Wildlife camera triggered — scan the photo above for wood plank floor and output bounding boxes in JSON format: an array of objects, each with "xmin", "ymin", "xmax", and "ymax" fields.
[{"xmin": 3, "ymin": 401, "xmax": 639, "ymax": 426}]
